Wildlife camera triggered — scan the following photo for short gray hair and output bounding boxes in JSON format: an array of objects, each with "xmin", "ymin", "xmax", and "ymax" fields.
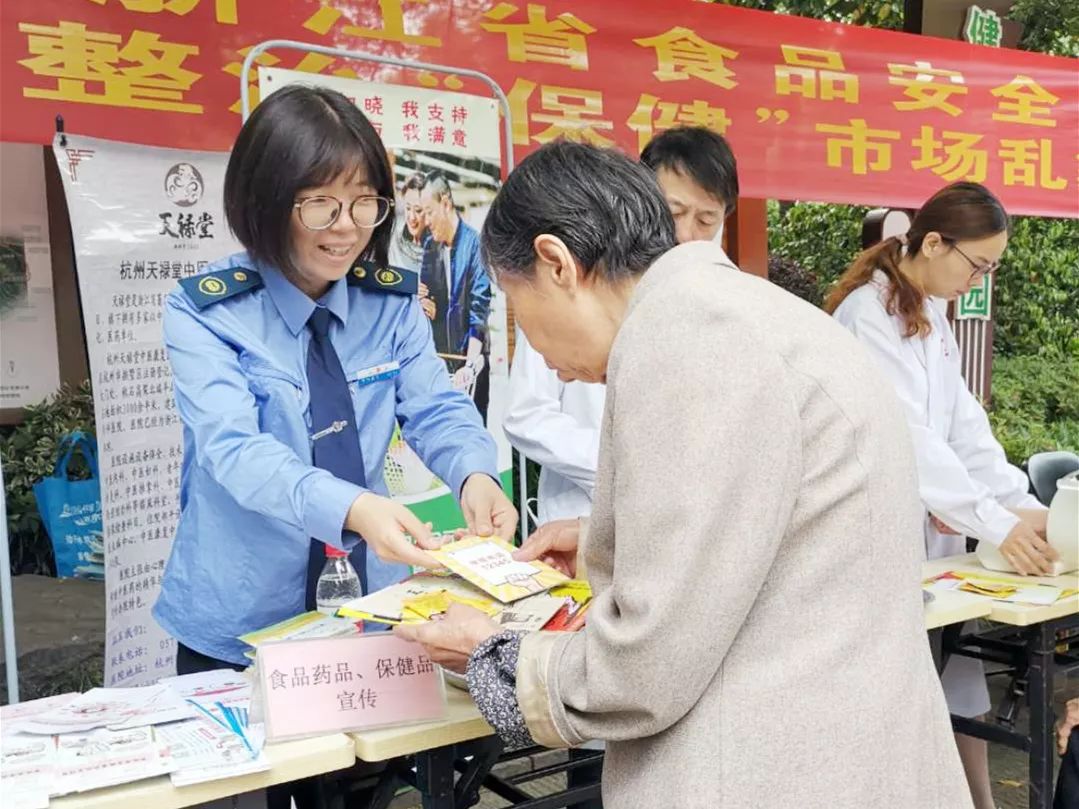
[{"xmin": 481, "ymin": 142, "xmax": 676, "ymax": 281}]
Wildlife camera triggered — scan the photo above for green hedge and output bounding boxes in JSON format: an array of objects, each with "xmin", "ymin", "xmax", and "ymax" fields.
[
  {"xmin": 993, "ymin": 216, "xmax": 1079, "ymax": 358},
  {"xmin": 987, "ymin": 350, "xmax": 1079, "ymax": 464}
]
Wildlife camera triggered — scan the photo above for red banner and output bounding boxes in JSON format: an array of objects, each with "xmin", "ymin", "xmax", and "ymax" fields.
[{"xmin": 2, "ymin": 0, "xmax": 1076, "ymax": 216}]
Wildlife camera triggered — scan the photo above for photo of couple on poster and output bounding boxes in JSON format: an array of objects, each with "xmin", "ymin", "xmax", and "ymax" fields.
[{"xmin": 387, "ymin": 150, "xmax": 496, "ymax": 425}]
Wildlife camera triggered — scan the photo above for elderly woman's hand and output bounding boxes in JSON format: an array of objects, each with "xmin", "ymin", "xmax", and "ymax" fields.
[
  {"xmin": 393, "ymin": 604, "xmax": 502, "ymax": 674},
  {"xmin": 1058, "ymin": 697, "xmax": 1079, "ymax": 756},
  {"xmin": 513, "ymin": 518, "xmax": 581, "ymax": 577}
]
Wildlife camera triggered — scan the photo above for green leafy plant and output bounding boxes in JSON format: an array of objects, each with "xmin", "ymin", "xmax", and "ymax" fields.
[
  {"xmin": 2, "ymin": 381, "xmax": 97, "ymax": 575},
  {"xmin": 993, "ymin": 216, "xmax": 1079, "ymax": 358},
  {"xmin": 1010, "ymin": 0, "xmax": 1079, "ymax": 56},
  {"xmin": 767, "ymin": 199, "xmax": 869, "ymax": 295},
  {"xmin": 988, "ymin": 350, "xmax": 1079, "ymax": 464},
  {"xmin": 714, "ymin": 0, "xmax": 904, "ymax": 29}
]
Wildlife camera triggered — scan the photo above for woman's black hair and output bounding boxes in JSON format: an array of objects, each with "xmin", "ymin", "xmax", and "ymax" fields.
[{"xmin": 224, "ymin": 84, "xmax": 395, "ymax": 272}]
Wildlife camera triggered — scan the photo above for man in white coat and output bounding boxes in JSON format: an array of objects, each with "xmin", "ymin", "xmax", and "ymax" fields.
[
  {"xmin": 501, "ymin": 126, "xmax": 740, "ymax": 807},
  {"xmin": 504, "ymin": 126, "xmax": 740, "ymax": 532}
]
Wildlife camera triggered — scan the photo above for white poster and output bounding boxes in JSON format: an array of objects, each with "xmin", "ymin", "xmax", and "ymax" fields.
[
  {"xmin": 53, "ymin": 135, "xmax": 240, "ymax": 686},
  {"xmin": 0, "ymin": 143, "xmax": 61, "ymax": 409},
  {"xmin": 260, "ymin": 69, "xmax": 513, "ymax": 533}
]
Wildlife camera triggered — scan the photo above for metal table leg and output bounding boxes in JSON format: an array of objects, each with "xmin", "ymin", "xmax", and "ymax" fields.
[
  {"xmin": 1026, "ymin": 621, "xmax": 1056, "ymax": 809},
  {"xmin": 415, "ymin": 745, "xmax": 457, "ymax": 809},
  {"xmin": 410, "ymin": 738, "xmax": 503, "ymax": 809},
  {"xmin": 944, "ymin": 614, "xmax": 1079, "ymax": 809}
]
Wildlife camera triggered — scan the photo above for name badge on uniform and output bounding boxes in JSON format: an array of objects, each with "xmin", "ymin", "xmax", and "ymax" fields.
[{"xmin": 352, "ymin": 361, "xmax": 400, "ymax": 386}]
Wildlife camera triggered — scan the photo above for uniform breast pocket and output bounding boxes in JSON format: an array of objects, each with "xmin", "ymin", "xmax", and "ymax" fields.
[{"xmin": 239, "ymin": 355, "xmax": 308, "ymax": 436}]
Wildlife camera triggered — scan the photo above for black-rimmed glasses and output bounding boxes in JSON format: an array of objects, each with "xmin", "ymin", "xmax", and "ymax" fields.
[
  {"xmin": 950, "ymin": 243, "xmax": 1000, "ymax": 282},
  {"xmin": 293, "ymin": 195, "xmax": 393, "ymax": 231}
]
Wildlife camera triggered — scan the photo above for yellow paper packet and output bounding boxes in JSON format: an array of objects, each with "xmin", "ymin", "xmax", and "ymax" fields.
[
  {"xmin": 429, "ymin": 535, "xmax": 570, "ymax": 603},
  {"xmin": 959, "ymin": 580, "xmax": 1018, "ymax": 597},
  {"xmin": 402, "ymin": 590, "xmax": 500, "ymax": 621},
  {"xmin": 549, "ymin": 580, "xmax": 592, "ymax": 603}
]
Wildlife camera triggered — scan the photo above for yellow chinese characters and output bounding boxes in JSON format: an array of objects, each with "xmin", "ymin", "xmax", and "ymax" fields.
[
  {"xmin": 19, "ymin": 21, "xmax": 202, "ymax": 114},
  {"xmin": 627, "ymin": 95, "xmax": 730, "ymax": 153},
  {"xmin": 888, "ymin": 61, "xmax": 968, "ymax": 117},
  {"xmin": 775, "ymin": 45, "xmax": 858, "ymax": 104},
  {"xmin": 991, "ymin": 75, "xmax": 1060, "ymax": 128},
  {"xmin": 634, "ymin": 27, "xmax": 739, "ymax": 89},
  {"xmin": 507, "ymin": 78, "xmax": 614, "ymax": 147},
  {"xmin": 911, "ymin": 127, "xmax": 987, "ymax": 182},
  {"xmin": 342, "ymin": 0, "xmax": 442, "ymax": 48},
  {"xmin": 816, "ymin": 119, "xmax": 901, "ymax": 175},
  {"xmin": 85, "ymin": 0, "xmax": 237, "ymax": 25},
  {"xmin": 481, "ymin": 3, "xmax": 595, "ymax": 71},
  {"xmin": 999, "ymin": 139, "xmax": 1066, "ymax": 189}
]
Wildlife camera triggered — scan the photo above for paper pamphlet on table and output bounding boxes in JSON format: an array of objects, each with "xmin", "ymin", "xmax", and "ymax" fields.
[
  {"xmin": 338, "ymin": 570, "xmax": 574, "ymax": 631},
  {"xmin": 53, "ymin": 725, "xmax": 176, "ymax": 795},
  {"xmin": 158, "ymin": 667, "xmax": 267, "ymax": 781},
  {"xmin": 16, "ymin": 683, "xmax": 196, "ymax": 735},
  {"xmin": 161, "ymin": 668, "xmax": 253, "ymax": 711},
  {"xmin": 429, "ymin": 536, "xmax": 570, "ymax": 603},
  {"xmin": 238, "ymin": 611, "xmax": 361, "ymax": 659},
  {"xmin": 927, "ymin": 571, "xmax": 1065, "ymax": 605},
  {"xmin": 155, "ymin": 717, "xmax": 270, "ymax": 786},
  {"xmin": 1, "ymin": 733, "xmax": 56, "ymax": 809},
  {"xmin": 1, "ymin": 692, "xmax": 78, "ymax": 737},
  {"xmin": 337, "ymin": 570, "xmax": 491, "ymax": 623},
  {"xmin": 494, "ymin": 593, "xmax": 567, "ymax": 632}
]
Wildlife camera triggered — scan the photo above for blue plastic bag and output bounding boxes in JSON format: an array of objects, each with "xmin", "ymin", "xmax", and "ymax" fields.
[{"xmin": 32, "ymin": 431, "xmax": 104, "ymax": 579}]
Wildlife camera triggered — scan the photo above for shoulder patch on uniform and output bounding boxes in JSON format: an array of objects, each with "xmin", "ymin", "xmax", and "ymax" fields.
[
  {"xmin": 179, "ymin": 268, "xmax": 263, "ymax": 310},
  {"xmin": 347, "ymin": 260, "xmax": 419, "ymax": 296}
]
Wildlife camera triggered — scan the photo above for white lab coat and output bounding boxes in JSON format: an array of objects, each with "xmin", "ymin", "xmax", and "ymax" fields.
[
  {"xmin": 502, "ymin": 331, "xmax": 606, "ymax": 524},
  {"xmin": 834, "ymin": 271, "xmax": 1044, "ymax": 717}
]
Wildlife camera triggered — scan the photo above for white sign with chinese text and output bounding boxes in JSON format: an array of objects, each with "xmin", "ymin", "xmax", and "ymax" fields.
[
  {"xmin": 54, "ymin": 134, "xmax": 240, "ymax": 686},
  {"xmin": 256, "ymin": 635, "xmax": 445, "ymax": 741},
  {"xmin": 259, "ymin": 68, "xmax": 501, "ymax": 161}
]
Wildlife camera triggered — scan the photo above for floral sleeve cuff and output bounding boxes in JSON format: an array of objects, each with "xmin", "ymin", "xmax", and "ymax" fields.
[{"xmin": 466, "ymin": 630, "xmax": 534, "ymax": 750}]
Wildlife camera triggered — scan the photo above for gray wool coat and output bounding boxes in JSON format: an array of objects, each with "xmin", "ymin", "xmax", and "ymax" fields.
[{"xmin": 516, "ymin": 241, "xmax": 972, "ymax": 808}]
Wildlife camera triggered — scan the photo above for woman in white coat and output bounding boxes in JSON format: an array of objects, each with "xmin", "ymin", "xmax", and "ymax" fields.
[{"xmin": 828, "ymin": 181, "xmax": 1055, "ymax": 809}]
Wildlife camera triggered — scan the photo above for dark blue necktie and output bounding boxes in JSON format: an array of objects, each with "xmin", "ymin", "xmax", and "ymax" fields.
[{"xmin": 304, "ymin": 306, "xmax": 368, "ymax": 609}]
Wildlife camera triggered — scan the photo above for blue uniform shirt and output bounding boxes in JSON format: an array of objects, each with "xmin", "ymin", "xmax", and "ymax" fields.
[{"xmin": 153, "ymin": 252, "xmax": 499, "ymax": 664}]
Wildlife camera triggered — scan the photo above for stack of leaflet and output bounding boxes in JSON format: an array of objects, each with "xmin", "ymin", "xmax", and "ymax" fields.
[
  {"xmin": 237, "ymin": 611, "xmax": 361, "ymax": 661},
  {"xmin": 2, "ymin": 694, "xmax": 78, "ymax": 809},
  {"xmin": 337, "ymin": 537, "xmax": 594, "ymax": 633},
  {"xmin": 0, "ymin": 671, "xmax": 270, "ymax": 807},
  {"xmin": 2, "ymin": 686, "xmax": 185, "ymax": 807},
  {"xmin": 155, "ymin": 669, "xmax": 270, "ymax": 787},
  {"xmin": 926, "ymin": 570, "xmax": 1073, "ymax": 605}
]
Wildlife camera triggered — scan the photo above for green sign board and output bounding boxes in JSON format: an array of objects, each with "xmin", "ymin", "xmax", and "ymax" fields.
[
  {"xmin": 956, "ymin": 273, "xmax": 993, "ymax": 320},
  {"xmin": 964, "ymin": 5, "xmax": 1004, "ymax": 47}
]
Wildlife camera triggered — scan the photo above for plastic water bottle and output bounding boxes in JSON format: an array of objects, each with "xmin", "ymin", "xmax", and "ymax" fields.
[{"xmin": 315, "ymin": 547, "xmax": 361, "ymax": 616}]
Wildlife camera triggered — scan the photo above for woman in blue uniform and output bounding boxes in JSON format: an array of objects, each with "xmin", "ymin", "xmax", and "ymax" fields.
[{"xmin": 153, "ymin": 84, "xmax": 516, "ymax": 679}]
